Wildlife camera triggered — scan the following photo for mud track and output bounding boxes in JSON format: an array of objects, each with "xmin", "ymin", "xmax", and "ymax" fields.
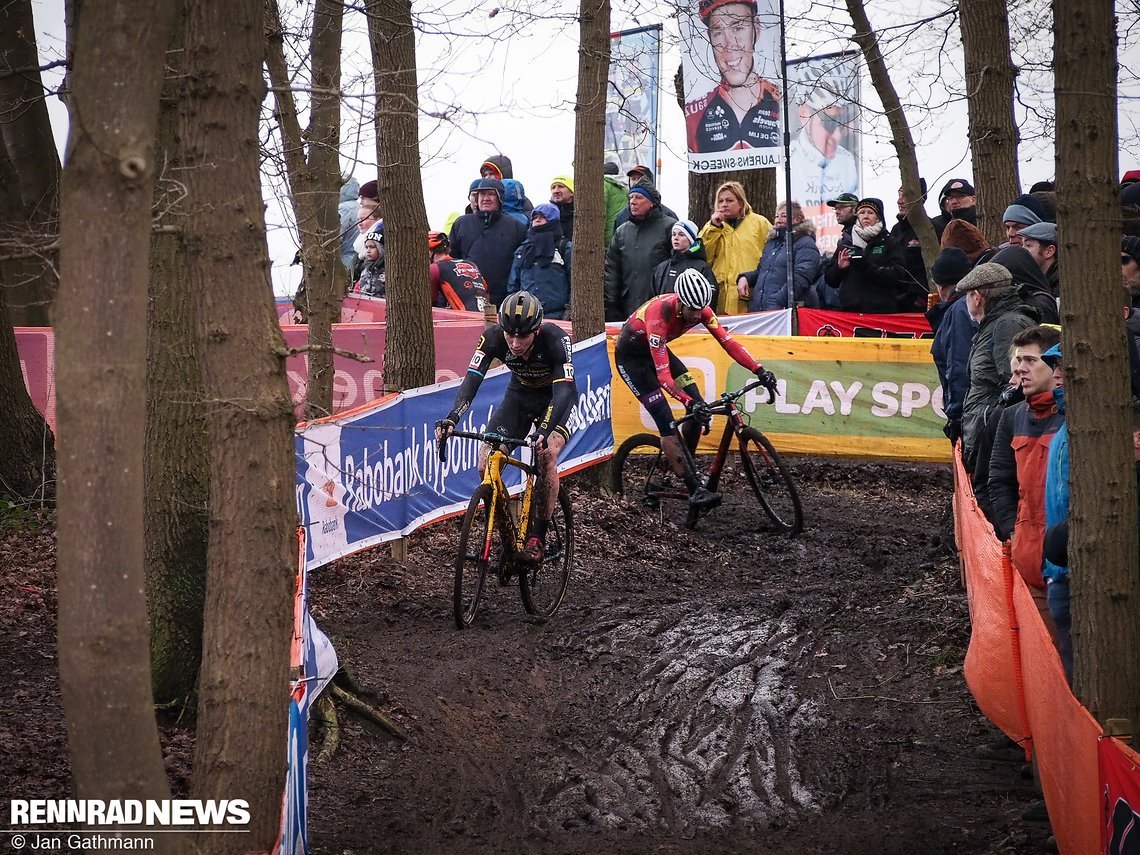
[{"xmin": 306, "ymin": 460, "xmax": 1050, "ymax": 854}]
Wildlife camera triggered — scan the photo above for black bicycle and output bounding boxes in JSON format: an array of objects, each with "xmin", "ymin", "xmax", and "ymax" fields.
[
  {"xmin": 611, "ymin": 379, "xmax": 803, "ymax": 535},
  {"xmin": 438, "ymin": 428, "xmax": 573, "ymax": 628}
]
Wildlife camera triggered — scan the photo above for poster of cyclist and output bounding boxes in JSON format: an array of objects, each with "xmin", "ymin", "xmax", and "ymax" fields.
[
  {"xmin": 787, "ymin": 51, "xmax": 863, "ymax": 253},
  {"xmin": 680, "ymin": 0, "xmax": 782, "ymax": 173},
  {"xmin": 605, "ymin": 25, "xmax": 661, "ymax": 175}
]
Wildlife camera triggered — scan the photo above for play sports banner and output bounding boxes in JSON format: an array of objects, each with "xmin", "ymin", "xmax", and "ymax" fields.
[
  {"xmin": 296, "ymin": 333, "xmax": 613, "ymax": 572},
  {"xmin": 609, "ymin": 334, "xmax": 950, "ymax": 463},
  {"xmin": 797, "ymin": 308, "xmax": 932, "ymax": 338}
]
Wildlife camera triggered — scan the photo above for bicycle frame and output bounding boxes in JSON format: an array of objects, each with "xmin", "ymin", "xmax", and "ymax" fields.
[
  {"xmin": 480, "ymin": 447, "xmax": 537, "ymax": 560},
  {"xmin": 675, "ymin": 380, "xmax": 765, "ymax": 492}
]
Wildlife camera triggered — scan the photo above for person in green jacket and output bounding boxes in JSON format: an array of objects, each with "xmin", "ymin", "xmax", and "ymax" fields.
[{"xmin": 603, "ymin": 161, "xmax": 629, "ymax": 247}]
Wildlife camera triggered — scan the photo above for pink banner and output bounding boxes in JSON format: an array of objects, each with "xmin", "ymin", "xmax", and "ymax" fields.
[
  {"xmin": 797, "ymin": 308, "xmax": 932, "ymax": 339},
  {"xmin": 14, "ymin": 327, "xmax": 55, "ymax": 432}
]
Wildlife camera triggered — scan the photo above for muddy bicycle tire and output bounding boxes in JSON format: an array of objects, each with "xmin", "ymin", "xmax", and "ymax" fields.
[
  {"xmin": 518, "ymin": 486, "xmax": 573, "ymax": 619},
  {"xmin": 454, "ymin": 483, "xmax": 496, "ymax": 628},
  {"xmin": 612, "ymin": 433, "xmax": 680, "ymax": 503},
  {"xmin": 738, "ymin": 427, "xmax": 803, "ymax": 536}
]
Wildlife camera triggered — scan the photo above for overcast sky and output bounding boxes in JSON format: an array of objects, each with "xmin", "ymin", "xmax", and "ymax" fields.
[{"xmin": 32, "ymin": 0, "xmax": 1140, "ymax": 296}]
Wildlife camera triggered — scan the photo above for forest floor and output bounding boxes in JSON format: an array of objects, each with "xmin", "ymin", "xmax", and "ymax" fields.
[{"xmin": 1, "ymin": 459, "xmax": 1053, "ymax": 854}]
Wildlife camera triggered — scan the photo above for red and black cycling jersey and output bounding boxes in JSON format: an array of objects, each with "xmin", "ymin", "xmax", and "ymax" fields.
[
  {"xmin": 447, "ymin": 324, "xmax": 577, "ymax": 439},
  {"xmin": 616, "ymin": 292, "xmax": 760, "ymax": 406},
  {"xmin": 431, "ymin": 256, "xmax": 489, "ymax": 312}
]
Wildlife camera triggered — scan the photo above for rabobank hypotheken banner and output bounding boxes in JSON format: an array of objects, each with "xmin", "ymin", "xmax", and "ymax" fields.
[{"xmin": 296, "ymin": 333, "xmax": 613, "ymax": 572}]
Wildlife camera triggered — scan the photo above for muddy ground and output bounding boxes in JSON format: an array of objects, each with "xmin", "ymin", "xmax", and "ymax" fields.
[{"xmin": 1, "ymin": 459, "xmax": 1052, "ymax": 854}]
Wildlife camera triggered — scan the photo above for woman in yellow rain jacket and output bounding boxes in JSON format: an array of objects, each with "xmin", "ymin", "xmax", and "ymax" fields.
[{"xmin": 698, "ymin": 181, "xmax": 772, "ymax": 315}]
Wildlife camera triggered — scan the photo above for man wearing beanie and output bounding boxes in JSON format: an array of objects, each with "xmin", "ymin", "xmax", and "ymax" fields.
[
  {"xmin": 550, "ymin": 176, "xmax": 575, "ymax": 240},
  {"xmin": 926, "ymin": 247, "xmax": 979, "ymax": 445},
  {"xmin": 507, "ymin": 203, "xmax": 571, "ymax": 319},
  {"xmin": 1001, "ymin": 193, "xmax": 1049, "ymax": 247},
  {"xmin": 614, "ymin": 166, "xmax": 679, "ymax": 231},
  {"xmin": 604, "ymin": 179, "xmax": 677, "ymax": 321}
]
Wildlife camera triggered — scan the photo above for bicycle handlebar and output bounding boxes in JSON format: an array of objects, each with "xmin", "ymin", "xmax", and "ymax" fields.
[
  {"xmin": 670, "ymin": 378, "xmax": 771, "ymax": 430},
  {"xmin": 436, "ymin": 423, "xmax": 536, "ymax": 462}
]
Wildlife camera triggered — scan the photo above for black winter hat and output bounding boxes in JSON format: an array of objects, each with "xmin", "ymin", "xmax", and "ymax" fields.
[
  {"xmin": 931, "ymin": 248, "xmax": 972, "ymax": 287},
  {"xmin": 855, "ymin": 197, "xmax": 885, "ymax": 224}
]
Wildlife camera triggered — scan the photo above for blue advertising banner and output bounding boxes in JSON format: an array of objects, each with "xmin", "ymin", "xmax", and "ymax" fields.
[
  {"xmin": 296, "ymin": 333, "xmax": 614, "ymax": 572},
  {"xmin": 607, "ymin": 26, "xmax": 662, "ymax": 174}
]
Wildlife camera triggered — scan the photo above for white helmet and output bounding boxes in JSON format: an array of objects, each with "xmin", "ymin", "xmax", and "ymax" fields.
[{"xmin": 674, "ymin": 268, "xmax": 713, "ymax": 310}]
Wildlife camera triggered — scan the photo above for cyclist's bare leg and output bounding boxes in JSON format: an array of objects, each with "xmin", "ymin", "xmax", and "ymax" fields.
[{"xmin": 534, "ymin": 433, "xmax": 565, "ymax": 529}]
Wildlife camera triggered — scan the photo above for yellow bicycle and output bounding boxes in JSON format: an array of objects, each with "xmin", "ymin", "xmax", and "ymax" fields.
[{"xmin": 437, "ymin": 428, "xmax": 574, "ymax": 629}]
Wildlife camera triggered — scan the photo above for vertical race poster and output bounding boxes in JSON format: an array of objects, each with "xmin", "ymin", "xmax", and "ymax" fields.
[
  {"xmin": 606, "ymin": 26, "xmax": 662, "ymax": 174},
  {"xmin": 787, "ymin": 51, "xmax": 863, "ymax": 254},
  {"xmin": 680, "ymin": 0, "xmax": 782, "ymax": 174}
]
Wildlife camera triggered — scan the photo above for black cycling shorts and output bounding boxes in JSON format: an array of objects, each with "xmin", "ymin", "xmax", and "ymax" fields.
[
  {"xmin": 487, "ymin": 382, "xmax": 567, "ymax": 444},
  {"xmin": 613, "ymin": 341, "xmax": 700, "ymax": 435}
]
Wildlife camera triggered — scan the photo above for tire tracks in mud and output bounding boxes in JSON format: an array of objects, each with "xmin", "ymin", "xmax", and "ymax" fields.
[{"xmin": 536, "ymin": 605, "xmax": 830, "ymax": 835}]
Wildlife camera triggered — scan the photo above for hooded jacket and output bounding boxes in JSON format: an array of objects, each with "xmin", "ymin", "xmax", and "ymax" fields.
[
  {"xmin": 744, "ymin": 219, "xmax": 822, "ymax": 311},
  {"xmin": 449, "ymin": 209, "xmax": 528, "ymax": 304},
  {"xmin": 604, "ymin": 205, "xmax": 677, "ymax": 321},
  {"xmin": 991, "ymin": 246, "xmax": 1060, "ymax": 325},
  {"xmin": 338, "ymin": 177, "xmax": 362, "ymax": 272},
  {"xmin": 989, "ymin": 390, "xmax": 1065, "ymax": 589},
  {"xmin": 699, "ymin": 204, "xmax": 772, "ymax": 314},
  {"xmin": 507, "ymin": 221, "xmax": 571, "ymax": 319},
  {"xmin": 501, "ymin": 179, "xmax": 530, "ymax": 226},
  {"xmin": 960, "ymin": 291, "xmax": 1039, "ymax": 466},
  {"xmin": 650, "ymin": 240, "xmax": 718, "ymax": 307}
]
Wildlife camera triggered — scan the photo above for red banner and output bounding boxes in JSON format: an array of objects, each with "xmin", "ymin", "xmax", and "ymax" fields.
[
  {"xmin": 797, "ymin": 308, "xmax": 932, "ymax": 339},
  {"xmin": 1100, "ymin": 736, "xmax": 1140, "ymax": 854}
]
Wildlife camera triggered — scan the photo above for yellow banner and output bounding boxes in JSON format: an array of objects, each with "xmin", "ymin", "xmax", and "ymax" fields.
[{"xmin": 608, "ymin": 334, "xmax": 951, "ymax": 463}]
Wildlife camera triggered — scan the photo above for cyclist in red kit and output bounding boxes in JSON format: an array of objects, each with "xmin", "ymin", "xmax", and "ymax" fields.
[{"xmin": 614, "ymin": 268, "xmax": 780, "ymax": 507}]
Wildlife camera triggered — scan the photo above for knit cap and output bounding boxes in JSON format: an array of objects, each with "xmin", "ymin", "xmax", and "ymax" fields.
[
  {"xmin": 672, "ymin": 219, "xmax": 700, "ymax": 246},
  {"xmin": 628, "ymin": 179, "xmax": 661, "ymax": 205},
  {"xmin": 550, "ymin": 175, "xmax": 574, "ymax": 194},
  {"xmin": 940, "ymin": 219, "xmax": 990, "ymax": 262},
  {"xmin": 1002, "ymin": 193, "xmax": 1047, "ymax": 226},
  {"xmin": 931, "ymin": 248, "xmax": 972, "ymax": 287}
]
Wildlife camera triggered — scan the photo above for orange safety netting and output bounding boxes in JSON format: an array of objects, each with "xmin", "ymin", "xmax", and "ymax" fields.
[{"xmin": 953, "ymin": 444, "xmax": 1139, "ymax": 855}]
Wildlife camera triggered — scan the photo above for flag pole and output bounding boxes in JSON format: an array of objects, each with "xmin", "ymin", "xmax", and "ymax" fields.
[{"xmin": 778, "ymin": 0, "xmax": 795, "ymax": 310}]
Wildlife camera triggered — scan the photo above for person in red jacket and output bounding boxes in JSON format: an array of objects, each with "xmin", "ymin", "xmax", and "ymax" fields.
[
  {"xmin": 614, "ymin": 268, "xmax": 779, "ymax": 508},
  {"xmin": 988, "ymin": 324, "xmax": 1064, "ymax": 634}
]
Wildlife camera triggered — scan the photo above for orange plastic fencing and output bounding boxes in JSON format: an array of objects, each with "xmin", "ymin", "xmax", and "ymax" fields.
[
  {"xmin": 953, "ymin": 445, "xmax": 1139, "ymax": 855},
  {"xmin": 1013, "ymin": 579, "xmax": 1102, "ymax": 855},
  {"xmin": 954, "ymin": 447, "xmax": 1031, "ymax": 750}
]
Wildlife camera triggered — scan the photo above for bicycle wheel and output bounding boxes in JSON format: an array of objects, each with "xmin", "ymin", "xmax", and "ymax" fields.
[
  {"xmin": 738, "ymin": 427, "xmax": 803, "ymax": 536},
  {"xmin": 519, "ymin": 486, "xmax": 573, "ymax": 619},
  {"xmin": 454, "ymin": 484, "xmax": 497, "ymax": 629},
  {"xmin": 612, "ymin": 433, "xmax": 683, "ymax": 507}
]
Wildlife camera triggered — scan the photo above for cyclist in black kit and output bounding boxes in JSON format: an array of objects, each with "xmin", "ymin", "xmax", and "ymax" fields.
[{"xmin": 436, "ymin": 291, "xmax": 577, "ymax": 563}]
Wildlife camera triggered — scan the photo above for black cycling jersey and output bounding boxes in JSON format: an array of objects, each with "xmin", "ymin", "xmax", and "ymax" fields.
[{"xmin": 447, "ymin": 324, "xmax": 578, "ymax": 440}]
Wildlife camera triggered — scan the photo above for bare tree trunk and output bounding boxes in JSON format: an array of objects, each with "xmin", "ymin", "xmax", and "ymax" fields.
[
  {"xmin": 959, "ymin": 0, "xmax": 1020, "ymax": 246},
  {"xmin": 0, "ymin": 0, "xmax": 62, "ymax": 326},
  {"xmin": 0, "ymin": 287, "xmax": 54, "ymax": 501},
  {"xmin": 569, "ymin": 0, "xmax": 609, "ymax": 342},
  {"xmin": 145, "ymin": 3, "xmax": 209, "ymax": 707},
  {"xmin": 1055, "ymin": 0, "xmax": 1140, "ymax": 729},
  {"xmin": 55, "ymin": 0, "xmax": 174, "ymax": 804},
  {"xmin": 366, "ymin": 0, "xmax": 434, "ymax": 391},
  {"xmin": 673, "ymin": 65, "xmax": 775, "ymax": 223},
  {"xmin": 843, "ymin": 0, "xmax": 939, "ymax": 285},
  {"xmin": 265, "ymin": 0, "xmax": 344, "ymax": 419},
  {"xmin": 182, "ymin": 0, "xmax": 296, "ymax": 848}
]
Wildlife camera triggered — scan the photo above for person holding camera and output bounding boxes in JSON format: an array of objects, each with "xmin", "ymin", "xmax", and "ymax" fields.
[{"xmin": 822, "ymin": 196, "xmax": 910, "ymax": 314}]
